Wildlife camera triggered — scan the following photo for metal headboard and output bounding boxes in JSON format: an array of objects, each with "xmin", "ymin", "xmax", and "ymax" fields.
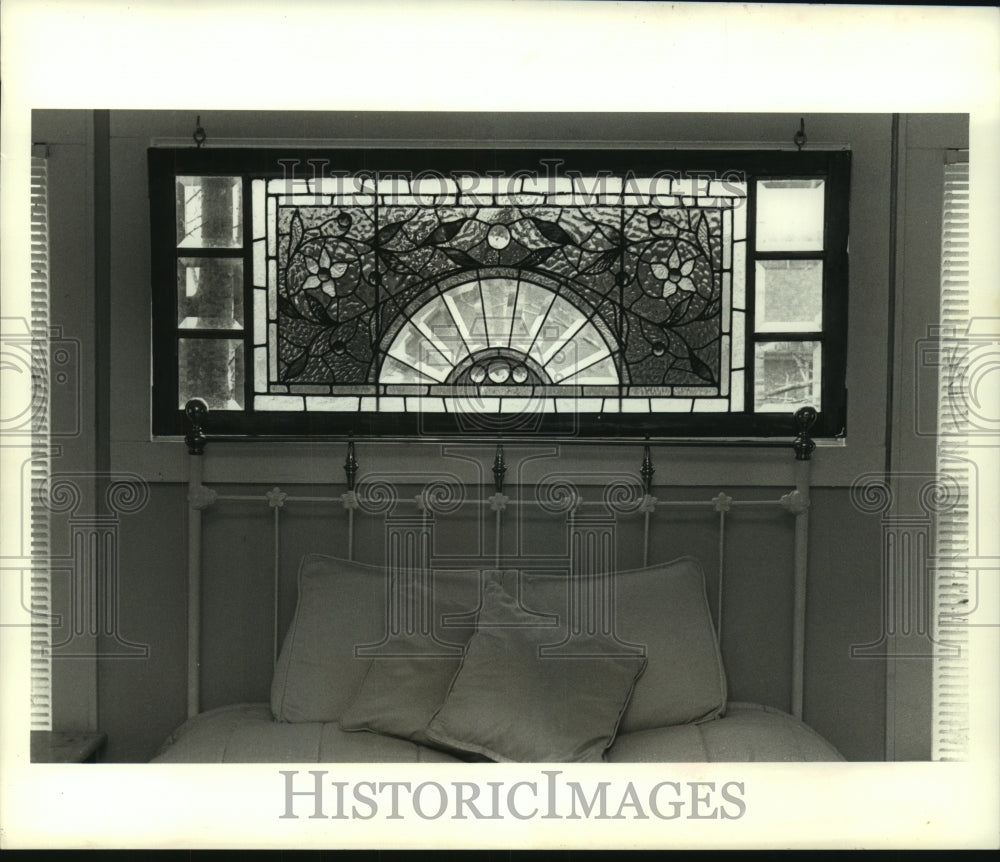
[{"xmin": 182, "ymin": 402, "xmax": 817, "ymax": 722}]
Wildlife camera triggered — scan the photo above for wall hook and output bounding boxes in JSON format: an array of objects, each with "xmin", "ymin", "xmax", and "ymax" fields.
[
  {"xmin": 794, "ymin": 117, "xmax": 807, "ymax": 152},
  {"xmin": 193, "ymin": 115, "xmax": 207, "ymax": 148}
]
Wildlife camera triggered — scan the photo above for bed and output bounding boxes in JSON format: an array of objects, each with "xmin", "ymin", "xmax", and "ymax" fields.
[{"xmin": 152, "ymin": 401, "xmax": 843, "ymax": 764}]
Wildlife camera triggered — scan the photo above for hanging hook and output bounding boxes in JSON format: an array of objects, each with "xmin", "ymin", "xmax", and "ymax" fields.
[
  {"xmin": 793, "ymin": 117, "xmax": 807, "ymax": 152},
  {"xmin": 640, "ymin": 435, "xmax": 655, "ymax": 495},
  {"xmin": 192, "ymin": 115, "xmax": 207, "ymax": 148},
  {"xmin": 343, "ymin": 437, "xmax": 359, "ymax": 491},
  {"xmin": 492, "ymin": 443, "xmax": 507, "ymax": 493}
]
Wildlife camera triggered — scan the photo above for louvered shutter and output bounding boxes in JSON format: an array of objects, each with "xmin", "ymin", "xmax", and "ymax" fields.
[
  {"xmin": 30, "ymin": 148, "xmax": 52, "ymax": 732},
  {"xmin": 932, "ymin": 157, "xmax": 969, "ymax": 761}
]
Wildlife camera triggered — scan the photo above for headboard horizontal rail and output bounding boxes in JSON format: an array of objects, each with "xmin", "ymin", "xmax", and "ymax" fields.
[
  {"xmin": 200, "ymin": 492, "xmax": 800, "ymax": 510},
  {"xmin": 183, "ymin": 400, "xmax": 817, "ymax": 724}
]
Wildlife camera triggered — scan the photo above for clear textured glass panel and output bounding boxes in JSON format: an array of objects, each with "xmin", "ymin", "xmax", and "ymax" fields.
[
  {"xmin": 177, "ymin": 257, "xmax": 244, "ymax": 329},
  {"xmin": 178, "ymin": 339, "xmax": 244, "ymax": 409},
  {"xmin": 733, "ymin": 201, "xmax": 747, "ymax": 242},
  {"xmin": 754, "ymin": 340, "xmax": 821, "ymax": 412},
  {"xmin": 253, "ymin": 290, "xmax": 267, "ymax": 344},
  {"xmin": 730, "ymin": 369, "xmax": 744, "ymax": 411},
  {"xmin": 693, "ymin": 398, "xmax": 729, "ymax": 412},
  {"xmin": 755, "ymin": 180, "xmax": 824, "ymax": 251},
  {"xmin": 176, "ymin": 176, "xmax": 242, "ymax": 248},
  {"xmin": 755, "ymin": 260, "xmax": 823, "ymax": 332},
  {"xmin": 252, "ymin": 179, "xmax": 266, "ymax": 239},
  {"xmin": 256, "ymin": 395, "xmax": 304, "ymax": 411},
  {"xmin": 254, "ymin": 346, "xmax": 267, "ymax": 391},
  {"xmin": 732, "ymin": 242, "xmax": 746, "ymax": 309},
  {"xmin": 720, "ymin": 334, "xmax": 730, "ymax": 395},
  {"xmin": 732, "ymin": 309, "xmax": 746, "ymax": 369},
  {"xmin": 253, "ymin": 239, "xmax": 266, "ymax": 287},
  {"xmin": 479, "ymin": 277, "xmax": 519, "ymax": 347}
]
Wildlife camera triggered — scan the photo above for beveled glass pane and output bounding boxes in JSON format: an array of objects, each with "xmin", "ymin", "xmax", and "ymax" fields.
[
  {"xmin": 380, "ymin": 354, "xmax": 437, "ymax": 384},
  {"xmin": 411, "ymin": 295, "xmax": 469, "ymax": 366},
  {"xmin": 479, "ymin": 277, "xmax": 519, "ymax": 347},
  {"xmin": 754, "ymin": 260, "xmax": 823, "ymax": 332},
  {"xmin": 546, "ymin": 321, "xmax": 613, "ymax": 383},
  {"xmin": 531, "ymin": 295, "xmax": 586, "ymax": 366},
  {"xmin": 510, "ymin": 280, "xmax": 556, "ymax": 350},
  {"xmin": 176, "ymin": 176, "xmax": 242, "ymax": 248},
  {"xmin": 755, "ymin": 180, "xmax": 824, "ymax": 251},
  {"xmin": 557, "ymin": 354, "xmax": 618, "ymax": 385},
  {"xmin": 178, "ymin": 339, "xmax": 245, "ymax": 410},
  {"xmin": 177, "ymin": 258, "xmax": 244, "ymax": 329},
  {"xmin": 754, "ymin": 340, "xmax": 821, "ymax": 412},
  {"xmin": 385, "ymin": 321, "xmax": 453, "ymax": 383},
  {"xmin": 442, "ymin": 281, "xmax": 489, "ymax": 353}
]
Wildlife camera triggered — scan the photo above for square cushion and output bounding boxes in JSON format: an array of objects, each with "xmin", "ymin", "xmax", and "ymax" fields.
[
  {"xmin": 424, "ymin": 581, "xmax": 647, "ymax": 762},
  {"xmin": 271, "ymin": 554, "xmax": 488, "ymax": 723},
  {"xmin": 338, "ymin": 597, "xmax": 476, "ymax": 745},
  {"xmin": 501, "ymin": 556, "xmax": 726, "ymax": 733}
]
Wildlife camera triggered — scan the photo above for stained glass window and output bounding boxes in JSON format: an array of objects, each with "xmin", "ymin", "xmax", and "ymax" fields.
[{"xmin": 150, "ymin": 149, "xmax": 849, "ymax": 438}]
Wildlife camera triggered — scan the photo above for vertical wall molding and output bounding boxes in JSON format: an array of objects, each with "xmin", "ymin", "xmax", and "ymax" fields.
[
  {"xmin": 883, "ymin": 112, "xmax": 904, "ymax": 762},
  {"xmin": 94, "ymin": 109, "xmax": 111, "ymax": 478},
  {"xmin": 884, "ymin": 113, "xmax": 901, "ymax": 479}
]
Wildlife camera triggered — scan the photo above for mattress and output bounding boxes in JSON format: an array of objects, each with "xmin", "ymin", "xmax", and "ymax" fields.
[
  {"xmin": 151, "ymin": 701, "xmax": 843, "ymax": 763},
  {"xmin": 605, "ymin": 701, "xmax": 844, "ymax": 762}
]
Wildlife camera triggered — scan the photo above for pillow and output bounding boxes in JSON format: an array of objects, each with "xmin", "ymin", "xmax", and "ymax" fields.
[
  {"xmin": 338, "ymin": 601, "xmax": 475, "ymax": 745},
  {"xmin": 271, "ymin": 554, "xmax": 488, "ymax": 723},
  {"xmin": 501, "ymin": 556, "xmax": 726, "ymax": 733},
  {"xmin": 424, "ymin": 581, "xmax": 647, "ymax": 762}
]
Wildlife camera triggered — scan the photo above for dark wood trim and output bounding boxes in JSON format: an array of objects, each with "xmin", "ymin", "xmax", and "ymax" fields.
[
  {"xmin": 94, "ymin": 110, "xmax": 111, "ymax": 474},
  {"xmin": 884, "ymin": 114, "xmax": 900, "ymax": 471},
  {"xmin": 150, "ymin": 146, "xmax": 846, "ymax": 178}
]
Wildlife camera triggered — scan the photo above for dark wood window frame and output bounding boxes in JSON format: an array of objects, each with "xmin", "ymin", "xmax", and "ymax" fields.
[{"xmin": 149, "ymin": 147, "xmax": 849, "ymax": 441}]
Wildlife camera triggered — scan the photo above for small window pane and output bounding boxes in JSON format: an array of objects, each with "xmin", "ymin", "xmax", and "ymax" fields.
[
  {"xmin": 754, "ymin": 340, "xmax": 821, "ymax": 412},
  {"xmin": 176, "ymin": 176, "xmax": 242, "ymax": 248},
  {"xmin": 755, "ymin": 180, "xmax": 824, "ymax": 251},
  {"xmin": 177, "ymin": 258, "xmax": 244, "ymax": 329},
  {"xmin": 178, "ymin": 339, "xmax": 244, "ymax": 409},
  {"xmin": 755, "ymin": 260, "xmax": 823, "ymax": 332}
]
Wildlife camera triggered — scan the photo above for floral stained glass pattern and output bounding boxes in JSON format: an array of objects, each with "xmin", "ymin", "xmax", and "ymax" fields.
[
  {"xmin": 152, "ymin": 148, "xmax": 848, "ymax": 437},
  {"xmin": 252, "ymin": 175, "xmax": 747, "ymax": 415}
]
